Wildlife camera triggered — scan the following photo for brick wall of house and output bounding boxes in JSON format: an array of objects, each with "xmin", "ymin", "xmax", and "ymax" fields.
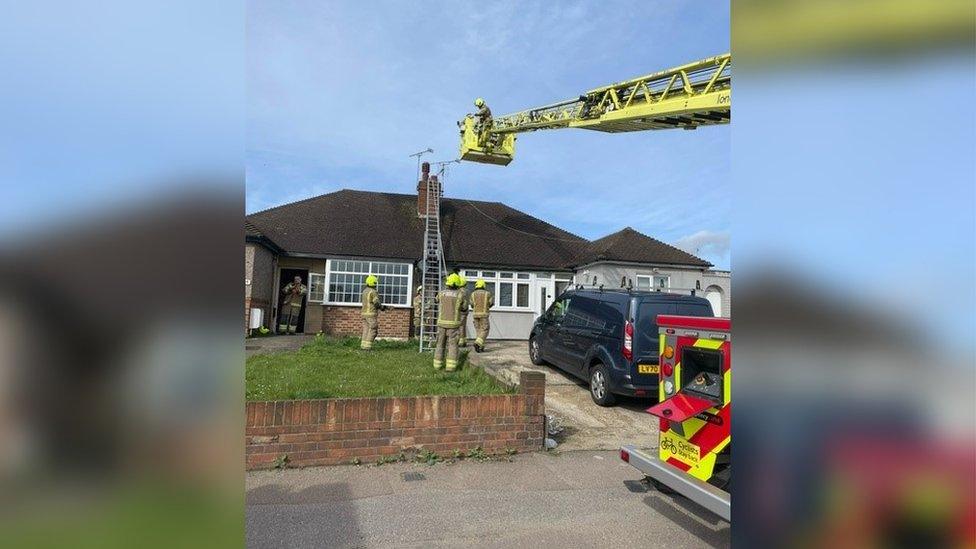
[
  {"xmin": 319, "ymin": 306, "xmax": 411, "ymax": 339},
  {"xmin": 245, "ymin": 371, "xmax": 546, "ymax": 469}
]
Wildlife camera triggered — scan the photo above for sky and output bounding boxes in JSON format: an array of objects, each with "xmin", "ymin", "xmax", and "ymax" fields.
[{"xmin": 246, "ymin": 1, "xmax": 731, "ymax": 269}]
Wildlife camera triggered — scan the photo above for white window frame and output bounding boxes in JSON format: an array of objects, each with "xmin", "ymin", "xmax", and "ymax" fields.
[
  {"xmin": 636, "ymin": 274, "xmax": 671, "ymax": 291},
  {"xmin": 308, "ymin": 272, "xmax": 327, "ymax": 302},
  {"xmin": 322, "ymin": 258, "xmax": 413, "ymax": 308},
  {"xmin": 458, "ymin": 269, "xmax": 534, "ymax": 312}
]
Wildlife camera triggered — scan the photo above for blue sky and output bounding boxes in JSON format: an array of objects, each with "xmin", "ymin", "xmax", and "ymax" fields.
[{"xmin": 246, "ymin": 1, "xmax": 731, "ymax": 268}]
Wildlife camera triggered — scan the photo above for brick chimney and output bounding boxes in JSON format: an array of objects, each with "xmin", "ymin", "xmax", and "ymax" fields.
[{"xmin": 417, "ymin": 162, "xmax": 442, "ymax": 218}]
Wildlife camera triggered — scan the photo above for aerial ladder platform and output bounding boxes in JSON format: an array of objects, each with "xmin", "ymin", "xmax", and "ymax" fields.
[{"xmin": 459, "ymin": 53, "xmax": 731, "ymax": 166}]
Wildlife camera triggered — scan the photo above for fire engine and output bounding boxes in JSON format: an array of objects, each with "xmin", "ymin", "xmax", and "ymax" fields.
[{"xmin": 620, "ymin": 314, "xmax": 732, "ymax": 522}]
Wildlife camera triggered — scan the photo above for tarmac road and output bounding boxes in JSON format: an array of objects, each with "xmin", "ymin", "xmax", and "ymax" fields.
[{"xmin": 246, "ymin": 450, "xmax": 730, "ymax": 548}]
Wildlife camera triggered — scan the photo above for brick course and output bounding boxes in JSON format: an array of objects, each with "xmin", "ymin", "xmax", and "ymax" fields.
[
  {"xmin": 245, "ymin": 371, "xmax": 546, "ymax": 469},
  {"xmin": 318, "ymin": 305, "xmax": 411, "ymax": 339}
]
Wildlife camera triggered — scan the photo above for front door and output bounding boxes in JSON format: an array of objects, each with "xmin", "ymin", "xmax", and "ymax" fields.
[
  {"xmin": 276, "ymin": 268, "xmax": 309, "ymax": 333},
  {"xmin": 535, "ymin": 278, "xmax": 556, "ymax": 320}
]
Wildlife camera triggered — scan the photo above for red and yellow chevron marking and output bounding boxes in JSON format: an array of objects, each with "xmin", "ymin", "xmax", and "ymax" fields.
[{"xmin": 659, "ymin": 335, "xmax": 731, "ymax": 481}]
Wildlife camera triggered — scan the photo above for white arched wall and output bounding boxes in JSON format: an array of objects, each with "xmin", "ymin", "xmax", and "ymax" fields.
[{"xmin": 705, "ymin": 285, "xmax": 724, "ymax": 317}]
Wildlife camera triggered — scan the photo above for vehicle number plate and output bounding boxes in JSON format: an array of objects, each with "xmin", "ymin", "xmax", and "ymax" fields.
[
  {"xmin": 637, "ymin": 364, "xmax": 659, "ymax": 374},
  {"xmin": 660, "ymin": 430, "xmax": 701, "ymax": 466}
]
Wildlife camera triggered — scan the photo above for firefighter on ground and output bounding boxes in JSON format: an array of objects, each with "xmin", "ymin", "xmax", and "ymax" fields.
[
  {"xmin": 474, "ymin": 98, "xmax": 492, "ymax": 138},
  {"xmin": 434, "ymin": 273, "xmax": 467, "ymax": 372},
  {"xmin": 456, "ymin": 274, "xmax": 471, "ymax": 348},
  {"xmin": 412, "ymin": 285, "xmax": 424, "ymax": 337},
  {"xmin": 278, "ymin": 275, "xmax": 307, "ymax": 335},
  {"xmin": 360, "ymin": 275, "xmax": 385, "ymax": 350},
  {"xmin": 470, "ymin": 279, "xmax": 494, "ymax": 352}
]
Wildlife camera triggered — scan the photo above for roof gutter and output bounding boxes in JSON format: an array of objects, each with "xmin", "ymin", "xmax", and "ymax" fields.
[{"xmin": 573, "ymin": 259, "xmax": 714, "ymax": 271}]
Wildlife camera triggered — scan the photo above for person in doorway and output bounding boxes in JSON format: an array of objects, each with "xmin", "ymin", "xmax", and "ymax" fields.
[
  {"xmin": 456, "ymin": 274, "xmax": 471, "ymax": 348},
  {"xmin": 412, "ymin": 285, "xmax": 424, "ymax": 337},
  {"xmin": 278, "ymin": 276, "xmax": 307, "ymax": 335},
  {"xmin": 470, "ymin": 279, "xmax": 494, "ymax": 352},
  {"xmin": 434, "ymin": 273, "xmax": 466, "ymax": 372},
  {"xmin": 360, "ymin": 275, "xmax": 384, "ymax": 350}
]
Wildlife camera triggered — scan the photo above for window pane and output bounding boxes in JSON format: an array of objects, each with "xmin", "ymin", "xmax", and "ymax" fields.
[
  {"xmin": 636, "ymin": 276, "xmax": 651, "ymax": 290},
  {"xmin": 516, "ymin": 283, "xmax": 529, "ymax": 307},
  {"xmin": 499, "ymin": 272, "xmax": 513, "ymax": 279},
  {"xmin": 516, "ymin": 273, "xmax": 530, "ymax": 280},
  {"xmin": 327, "ymin": 261, "xmax": 410, "ymax": 305},
  {"xmin": 499, "ymin": 283, "xmax": 513, "ymax": 306},
  {"xmin": 464, "ymin": 270, "xmax": 478, "ymax": 277},
  {"xmin": 653, "ymin": 275, "xmax": 669, "ymax": 289},
  {"xmin": 481, "ymin": 271, "xmax": 496, "ymax": 278},
  {"xmin": 309, "ymin": 273, "xmax": 325, "ymax": 302}
]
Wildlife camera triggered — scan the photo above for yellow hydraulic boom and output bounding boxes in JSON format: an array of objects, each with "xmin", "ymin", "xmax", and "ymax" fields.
[{"xmin": 459, "ymin": 53, "xmax": 731, "ymax": 166}]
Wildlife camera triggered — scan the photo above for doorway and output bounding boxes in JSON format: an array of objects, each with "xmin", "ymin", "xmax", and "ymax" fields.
[
  {"xmin": 535, "ymin": 277, "xmax": 555, "ymax": 320},
  {"xmin": 276, "ymin": 268, "xmax": 309, "ymax": 333}
]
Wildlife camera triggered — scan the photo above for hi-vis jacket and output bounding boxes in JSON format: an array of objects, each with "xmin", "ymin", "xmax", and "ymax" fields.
[
  {"xmin": 282, "ymin": 283, "xmax": 307, "ymax": 306},
  {"xmin": 470, "ymin": 289, "xmax": 493, "ymax": 318},
  {"xmin": 361, "ymin": 287, "xmax": 380, "ymax": 317},
  {"xmin": 436, "ymin": 288, "xmax": 467, "ymax": 329}
]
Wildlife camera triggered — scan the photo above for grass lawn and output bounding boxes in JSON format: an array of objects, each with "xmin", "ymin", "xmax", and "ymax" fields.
[{"xmin": 246, "ymin": 335, "xmax": 514, "ymax": 400}]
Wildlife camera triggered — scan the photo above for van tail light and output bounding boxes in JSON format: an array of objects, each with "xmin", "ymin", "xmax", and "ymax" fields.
[
  {"xmin": 620, "ymin": 449, "xmax": 630, "ymax": 463},
  {"xmin": 622, "ymin": 321, "xmax": 633, "ymax": 361}
]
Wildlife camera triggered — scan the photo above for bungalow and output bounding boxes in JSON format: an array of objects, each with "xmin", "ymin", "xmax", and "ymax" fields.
[{"xmin": 244, "ymin": 187, "xmax": 730, "ymax": 339}]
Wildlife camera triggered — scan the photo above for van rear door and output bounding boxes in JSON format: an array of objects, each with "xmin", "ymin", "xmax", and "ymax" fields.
[{"xmin": 632, "ymin": 301, "xmax": 675, "ymax": 384}]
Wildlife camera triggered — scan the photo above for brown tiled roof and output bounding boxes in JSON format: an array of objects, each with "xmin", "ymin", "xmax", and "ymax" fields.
[
  {"xmin": 245, "ymin": 220, "xmax": 283, "ymax": 252},
  {"xmin": 577, "ymin": 227, "xmax": 711, "ymax": 267},
  {"xmin": 246, "ymin": 190, "xmax": 709, "ymax": 269}
]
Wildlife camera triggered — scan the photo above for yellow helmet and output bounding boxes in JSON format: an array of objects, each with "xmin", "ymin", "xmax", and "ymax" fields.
[
  {"xmin": 445, "ymin": 273, "xmax": 460, "ymax": 288},
  {"xmin": 475, "ymin": 279, "xmax": 486, "ymax": 289},
  {"xmin": 365, "ymin": 275, "xmax": 378, "ymax": 287},
  {"xmin": 457, "ymin": 275, "xmax": 467, "ymax": 287},
  {"xmin": 474, "ymin": 98, "xmax": 485, "ymax": 107}
]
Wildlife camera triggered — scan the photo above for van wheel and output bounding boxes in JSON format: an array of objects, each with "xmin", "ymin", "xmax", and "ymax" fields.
[
  {"xmin": 589, "ymin": 363, "xmax": 617, "ymax": 406},
  {"xmin": 529, "ymin": 336, "xmax": 546, "ymax": 365}
]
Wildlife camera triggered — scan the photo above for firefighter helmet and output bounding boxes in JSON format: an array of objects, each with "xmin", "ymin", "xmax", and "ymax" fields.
[
  {"xmin": 365, "ymin": 275, "xmax": 378, "ymax": 287},
  {"xmin": 445, "ymin": 273, "xmax": 460, "ymax": 288},
  {"xmin": 457, "ymin": 275, "xmax": 467, "ymax": 288},
  {"xmin": 475, "ymin": 279, "xmax": 486, "ymax": 289},
  {"xmin": 416, "ymin": 285, "xmax": 423, "ymax": 293},
  {"xmin": 474, "ymin": 98, "xmax": 485, "ymax": 107}
]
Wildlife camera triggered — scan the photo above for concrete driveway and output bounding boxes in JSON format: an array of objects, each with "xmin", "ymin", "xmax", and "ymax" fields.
[
  {"xmin": 246, "ymin": 450, "xmax": 730, "ymax": 548},
  {"xmin": 245, "ymin": 334, "xmax": 315, "ymax": 358},
  {"xmin": 468, "ymin": 340, "xmax": 659, "ymax": 452}
]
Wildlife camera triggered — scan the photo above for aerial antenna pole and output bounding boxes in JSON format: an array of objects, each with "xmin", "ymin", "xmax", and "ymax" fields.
[{"xmin": 409, "ymin": 147, "xmax": 434, "ymax": 181}]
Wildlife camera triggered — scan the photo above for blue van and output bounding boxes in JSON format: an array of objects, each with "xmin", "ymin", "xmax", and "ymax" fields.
[{"xmin": 529, "ymin": 289, "xmax": 714, "ymax": 406}]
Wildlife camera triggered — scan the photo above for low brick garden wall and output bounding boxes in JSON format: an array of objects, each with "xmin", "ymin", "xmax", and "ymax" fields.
[{"xmin": 245, "ymin": 370, "xmax": 545, "ymax": 469}]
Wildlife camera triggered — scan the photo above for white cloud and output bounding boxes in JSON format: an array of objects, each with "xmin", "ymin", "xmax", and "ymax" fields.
[{"xmin": 673, "ymin": 230, "xmax": 730, "ymax": 259}]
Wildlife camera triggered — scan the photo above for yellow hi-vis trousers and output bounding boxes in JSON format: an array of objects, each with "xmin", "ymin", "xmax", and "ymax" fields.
[
  {"xmin": 279, "ymin": 303, "xmax": 302, "ymax": 334},
  {"xmin": 434, "ymin": 326, "xmax": 459, "ymax": 371},
  {"xmin": 474, "ymin": 316, "xmax": 490, "ymax": 347},
  {"xmin": 361, "ymin": 315, "xmax": 378, "ymax": 349},
  {"xmin": 457, "ymin": 312, "xmax": 469, "ymax": 347}
]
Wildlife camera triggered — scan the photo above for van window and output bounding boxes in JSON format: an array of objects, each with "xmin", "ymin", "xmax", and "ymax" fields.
[
  {"xmin": 550, "ymin": 297, "xmax": 571, "ymax": 322},
  {"xmin": 564, "ymin": 297, "xmax": 618, "ymax": 334},
  {"xmin": 676, "ymin": 302, "xmax": 714, "ymax": 317},
  {"xmin": 636, "ymin": 302, "xmax": 675, "ymax": 338}
]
